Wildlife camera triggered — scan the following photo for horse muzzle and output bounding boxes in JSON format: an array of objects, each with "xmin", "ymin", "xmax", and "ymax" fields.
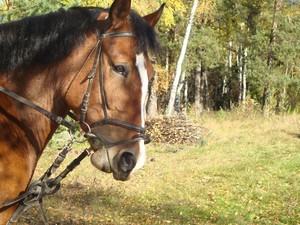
[
  {"xmin": 90, "ymin": 145, "xmax": 143, "ymax": 181},
  {"xmin": 87, "ymin": 118, "xmax": 149, "ymax": 181}
]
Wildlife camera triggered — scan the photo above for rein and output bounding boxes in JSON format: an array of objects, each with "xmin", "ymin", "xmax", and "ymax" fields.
[
  {"xmin": 3, "ymin": 134, "xmax": 91, "ymax": 225},
  {"xmin": 0, "ymin": 31, "xmax": 150, "ymax": 224},
  {"xmin": 0, "ymin": 87, "xmax": 76, "ymax": 132}
]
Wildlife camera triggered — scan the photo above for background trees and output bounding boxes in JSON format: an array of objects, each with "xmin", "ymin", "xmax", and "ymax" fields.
[{"xmin": 1, "ymin": 0, "xmax": 299, "ymax": 115}]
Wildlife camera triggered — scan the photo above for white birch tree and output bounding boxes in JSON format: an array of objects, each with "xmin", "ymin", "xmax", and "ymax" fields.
[{"xmin": 166, "ymin": 0, "xmax": 198, "ymax": 115}]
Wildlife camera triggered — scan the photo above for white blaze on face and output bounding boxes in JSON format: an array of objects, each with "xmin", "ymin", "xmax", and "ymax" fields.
[{"xmin": 134, "ymin": 53, "xmax": 148, "ymax": 170}]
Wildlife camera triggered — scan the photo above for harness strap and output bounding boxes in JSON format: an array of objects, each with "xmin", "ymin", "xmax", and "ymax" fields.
[
  {"xmin": 89, "ymin": 117, "xmax": 151, "ymax": 148},
  {"xmin": 98, "ymin": 133, "xmax": 151, "ymax": 148},
  {"xmin": 90, "ymin": 118, "xmax": 146, "ymax": 134},
  {"xmin": 0, "ymin": 86, "xmax": 75, "ymax": 131},
  {"xmin": 99, "ymin": 32, "xmax": 135, "ymax": 39},
  {"xmin": 99, "ymin": 43, "xmax": 108, "ymax": 119},
  {"xmin": 97, "ymin": 32, "xmax": 135, "ymax": 119},
  {"xmin": 80, "ymin": 42, "xmax": 102, "ymax": 122},
  {"xmin": 4, "ymin": 146, "xmax": 91, "ymax": 225}
]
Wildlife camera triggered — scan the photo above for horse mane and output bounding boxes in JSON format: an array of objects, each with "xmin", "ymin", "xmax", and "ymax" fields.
[{"xmin": 0, "ymin": 7, "xmax": 159, "ymax": 74}]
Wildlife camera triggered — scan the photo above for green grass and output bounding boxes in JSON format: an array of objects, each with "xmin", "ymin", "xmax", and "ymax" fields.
[{"xmin": 20, "ymin": 113, "xmax": 300, "ymax": 224}]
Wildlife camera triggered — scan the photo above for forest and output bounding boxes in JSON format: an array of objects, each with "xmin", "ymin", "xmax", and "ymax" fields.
[{"xmin": 1, "ymin": 0, "xmax": 300, "ymax": 117}]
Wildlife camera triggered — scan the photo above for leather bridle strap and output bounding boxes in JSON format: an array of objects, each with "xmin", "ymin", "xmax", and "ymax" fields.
[
  {"xmin": 91, "ymin": 118, "xmax": 146, "ymax": 133},
  {"xmin": 77, "ymin": 31, "xmax": 151, "ymax": 148},
  {"xmin": 100, "ymin": 32, "xmax": 134, "ymax": 39},
  {"xmin": 0, "ymin": 86, "xmax": 75, "ymax": 131},
  {"xmin": 90, "ymin": 118, "xmax": 151, "ymax": 148},
  {"xmin": 98, "ymin": 32, "xmax": 135, "ymax": 119},
  {"xmin": 79, "ymin": 41, "xmax": 101, "ymax": 122},
  {"xmin": 78, "ymin": 32, "xmax": 135, "ymax": 121}
]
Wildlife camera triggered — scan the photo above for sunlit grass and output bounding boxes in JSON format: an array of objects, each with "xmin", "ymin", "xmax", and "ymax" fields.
[{"xmin": 20, "ymin": 113, "xmax": 300, "ymax": 224}]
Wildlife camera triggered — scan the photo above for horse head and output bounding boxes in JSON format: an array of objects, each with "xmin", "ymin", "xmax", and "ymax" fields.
[{"xmin": 65, "ymin": 0, "xmax": 164, "ymax": 181}]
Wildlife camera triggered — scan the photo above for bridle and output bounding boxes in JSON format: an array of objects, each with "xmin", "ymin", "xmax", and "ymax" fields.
[
  {"xmin": 0, "ymin": 31, "xmax": 151, "ymax": 224},
  {"xmin": 77, "ymin": 31, "xmax": 151, "ymax": 148},
  {"xmin": 0, "ymin": 31, "xmax": 151, "ymax": 148}
]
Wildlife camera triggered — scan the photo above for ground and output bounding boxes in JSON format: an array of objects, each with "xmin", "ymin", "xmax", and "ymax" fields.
[{"xmin": 19, "ymin": 112, "xmax": 300, "ymax": 225}]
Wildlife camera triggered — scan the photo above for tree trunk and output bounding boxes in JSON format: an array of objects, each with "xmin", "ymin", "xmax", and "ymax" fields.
[
  {"xmin": 174, "ymin": 70, "xmax": 186, "ymax": 113},
  {"xmin": 184, "ymin": 79, "xmax": 188, "ymax": 113},
  {"xmin": 5, "ymin": 0, "xmax": 13, "ymax": 9},
  {"xmin": 4, "ymin": 0, "xmax": 14, "ymax": 21},
  {"xmin": 195, "ymin": 65, "xmax": 203, "ymax": 117},
  {"xmin": 203, "ymin": 66, "xmax": 209, "ymax": 110},
  {"xmin": 237, "ymin": 46, "xmax": 243, "ymax": 103},
  {"xmin": 166, "ymin": 49, "xmax": 169, "ymax": 85},
  {"xmin": 223, "ymin": 41, "xmax": 232, "ymax": 96},
  {"xmin": 146, "ymin": 76, "xmax": 158, "ymax": 118},
  {"xmin": 166, "ymin": 0, "xmax": 199, "ymax": 115},
  {"xmin": 262, "ymin": 0, "xmax": 282, "ymax": 112},
  {"xmin": 242, "ymin": 47, "xmax": 247, "ymax": 104}
]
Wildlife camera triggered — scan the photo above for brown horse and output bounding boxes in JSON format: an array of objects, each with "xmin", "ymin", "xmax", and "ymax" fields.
[{"xmin": 0, "ymin": 0, "xmax": 164, "ymax": 223}]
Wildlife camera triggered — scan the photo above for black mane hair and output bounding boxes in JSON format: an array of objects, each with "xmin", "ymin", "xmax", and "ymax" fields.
[
  {"xmin": 0, "ymin": 7, "xmax": 159, "ymax": 73},
  {"xmin": 129, "ymin": 10, "xmax": 160, "ymax": 54}
]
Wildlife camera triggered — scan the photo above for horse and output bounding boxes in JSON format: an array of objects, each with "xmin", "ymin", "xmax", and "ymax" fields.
[{"xmin": 0, "ymin": 0, "xmax": 164, "ymax": 223}]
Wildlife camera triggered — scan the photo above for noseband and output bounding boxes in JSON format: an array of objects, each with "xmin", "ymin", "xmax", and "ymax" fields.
[{"xmin": 73, "ymin": 31, "xmax": 151, "ymax": 148}]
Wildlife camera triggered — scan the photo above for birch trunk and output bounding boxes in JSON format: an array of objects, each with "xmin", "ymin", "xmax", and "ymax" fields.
[
  {"xmin": 166, "ymin": 50, "xmax": 169, "ymax": 85},
  {"xmin": 223, "ymin": 41, "xmax": 232, "ymax": 96},
  {"xmin": 195, "ymin": 65, "xmax": 202, "ymax": 117},
  {"xmin": 242, "ymin": 47, "xmax": 247, "ymax": 104},
  {"xmin": 237, "ymin": 46, "xmax": 243, "ymax": 102},
  {"xmin": 175, "ymin": 70, "xmax": 186, "ymax": 113},
  {"xmin": 146, "ymin": 77, "xmax": 158, "ymax": 118},
  {"xmin": 166, "ymin": 0, "xmax": 198, "ymax": 115},
  {"xmin": 203, "ymin": 67, "xmax": 209, "ymax": 110}
]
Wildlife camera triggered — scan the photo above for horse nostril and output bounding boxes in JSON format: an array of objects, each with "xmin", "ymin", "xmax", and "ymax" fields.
[{"xmin": 118, "ymin": 152, "xmax": 136, "ymax": 173}]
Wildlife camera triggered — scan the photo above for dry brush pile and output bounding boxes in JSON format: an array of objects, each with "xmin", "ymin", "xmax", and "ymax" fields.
[{"xmin": 145, "ymin": 116, "xmax": 208, "ymax": 145}]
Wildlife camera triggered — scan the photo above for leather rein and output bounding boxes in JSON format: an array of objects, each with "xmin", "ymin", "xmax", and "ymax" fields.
[{"xmin": 0, "ymin": 31, "xmax": 150, "ymax": 224}]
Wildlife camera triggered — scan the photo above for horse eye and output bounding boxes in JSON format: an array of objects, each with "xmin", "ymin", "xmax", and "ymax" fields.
[{"xmin": 113, "ymin": 64, "xmax": 128, "ymax": 76}]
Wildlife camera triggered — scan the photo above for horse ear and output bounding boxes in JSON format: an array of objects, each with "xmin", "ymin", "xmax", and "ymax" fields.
[
  {"xmin": 143, "ymin": 3, "xmax": 165, "ymax": 28},
  {"xmin": 107, "ymin": 0, "xmax": 131, "ymax": 29}
]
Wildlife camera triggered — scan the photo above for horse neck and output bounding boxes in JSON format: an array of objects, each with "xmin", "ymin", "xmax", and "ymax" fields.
[
  {"xmin": 0, "ymin": 65, "xmax": 71, "ymax": 214},
  {"xmin": 0, "ymin": 67, "xmax": 69, "ymax": 156},
  {"xmin": 0, "ymin": 34, "xmax": 98, "ymax": 156},
  {"xmin": 0, "ymin": 31, "xmax": 98, "ymax": 223},
  {"xmin": 0, "ymin": 65, "xmax": 72, "ymax": 223}
]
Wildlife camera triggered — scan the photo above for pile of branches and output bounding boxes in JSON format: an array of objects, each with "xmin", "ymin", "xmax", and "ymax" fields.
[{"xmin": 145, "ymin": 116, "xmax": 207, "ymax": 145}]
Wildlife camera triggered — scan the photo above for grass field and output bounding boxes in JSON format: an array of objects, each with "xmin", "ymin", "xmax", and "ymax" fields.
[{"xmin": 20, "ymin": 112, "xmax": 300, "ymax": 225}]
